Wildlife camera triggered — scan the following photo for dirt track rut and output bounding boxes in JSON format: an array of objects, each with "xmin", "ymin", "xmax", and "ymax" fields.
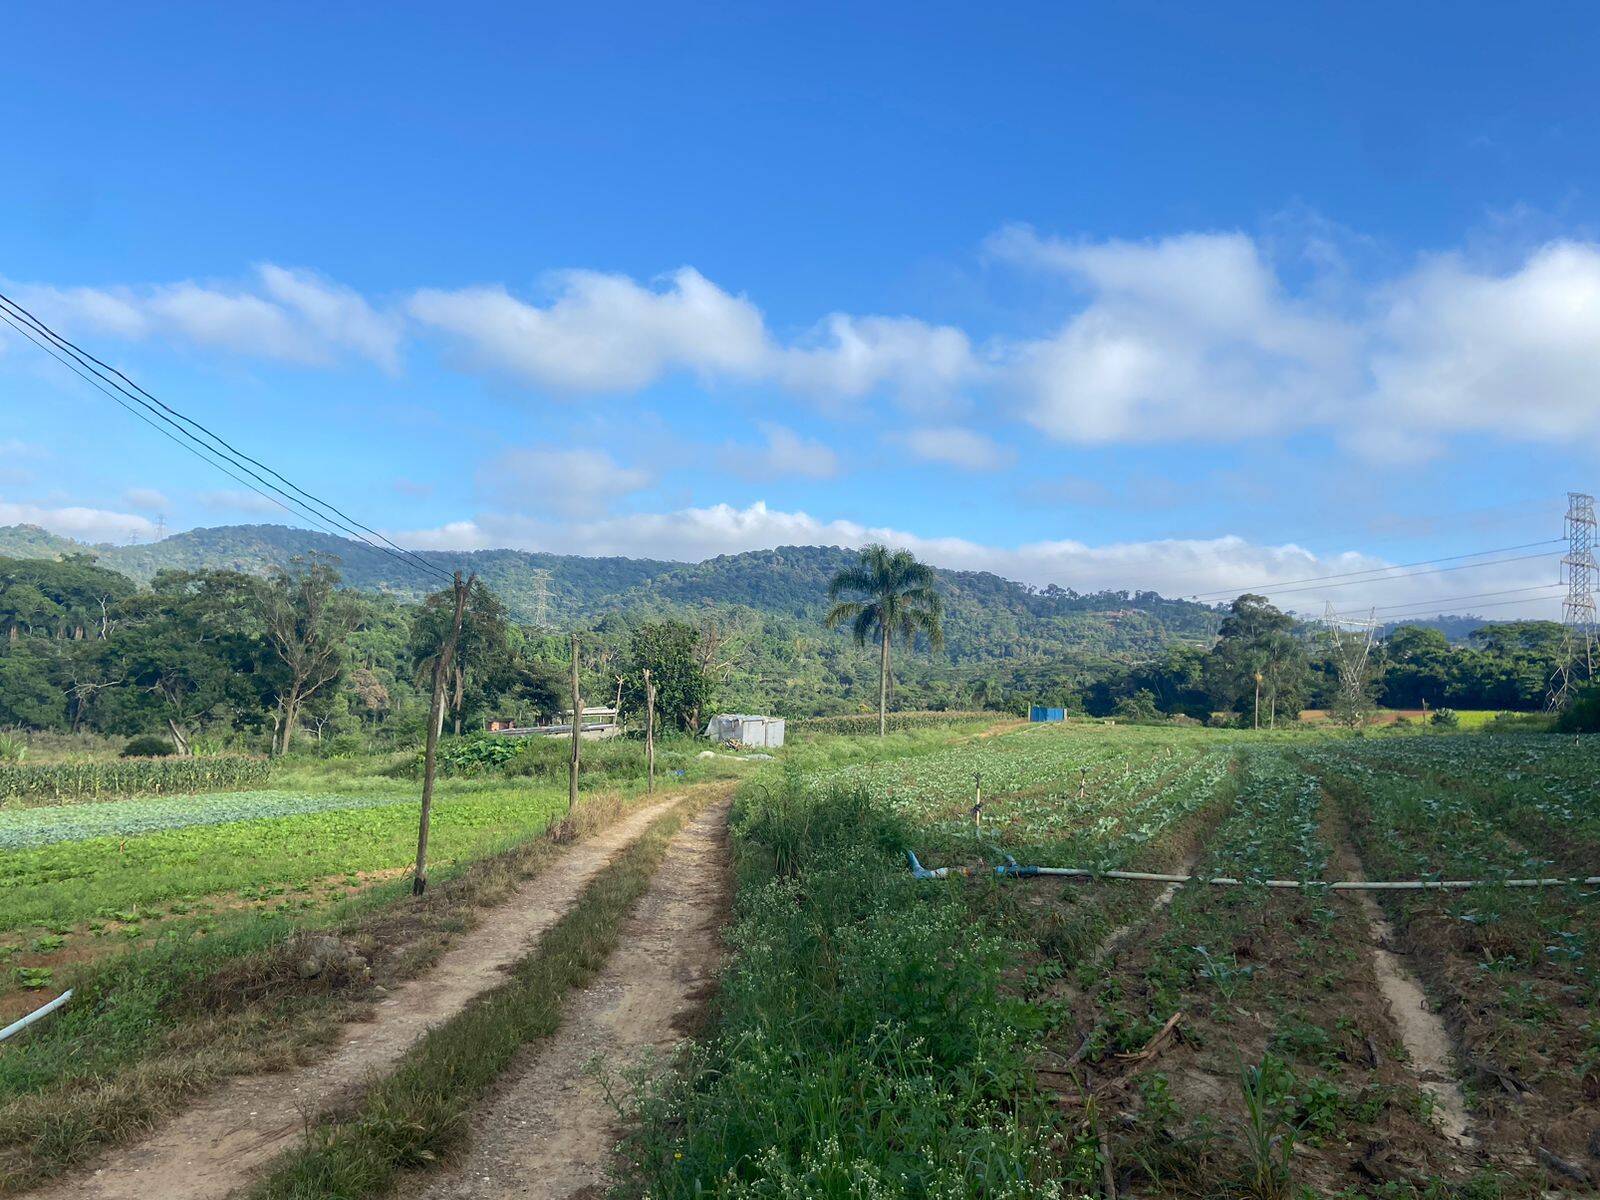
[
  {"xmin": 400, "ymin": 798, "xmax": 731, "ymax": 1200},
  {"xmin": 27, "ymin": 793, "xmax": 694, "ymax": 1200}
]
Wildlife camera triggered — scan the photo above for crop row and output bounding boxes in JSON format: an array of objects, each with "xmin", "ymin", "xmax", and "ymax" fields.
[
  {"xmin": 1307, "ymin": 739, "xmax": 1599, "ymax": 1173},
  {"xmin": 0, "ymin": 756, "xmax": 270, "ymax": 806},
  {"xmin": 0, "ymin": 788, "xmax": 424, "ymax": 851}
]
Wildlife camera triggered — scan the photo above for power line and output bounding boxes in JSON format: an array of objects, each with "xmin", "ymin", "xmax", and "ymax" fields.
[
  {"xmin": 1342, "ymin": 593, "xmax": 1571, "ymax": 623},
  {"xmin": 0, "ymin": 289, "xmax": 448, "ymax": 582},
  {"xmin": 0, "ymin": 290, "xmax": 451, "ymax": 583},
  {"xmin": 1184, "ymin": 540, "xmax": 1563, "ymax": 601},
  {"xmin": 1323, "ymin": 583, "xmax": 1566, "ymax": 621},
  {"xmin": 0, "ymin": 291, "xmax": 452, "ymax": 585}
]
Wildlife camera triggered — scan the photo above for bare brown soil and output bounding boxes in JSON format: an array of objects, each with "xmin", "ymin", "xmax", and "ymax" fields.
[
  {"xmin": 395, "ymin": 798, "xmax": 731, "ymax": 1200},
  {"xmin": 1031, "ymin": 795, "xmax": 1487, "ymax": 1197},
  {"xmin": 22, "ymin": 792, "xmax": 699, "ymax": 1200}
]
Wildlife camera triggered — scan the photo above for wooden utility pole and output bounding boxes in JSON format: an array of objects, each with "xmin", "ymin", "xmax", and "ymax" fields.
[
  {"xmin": 414, "ymin": 572, "xmax": 471, "ymax": 896},
  {"xmin": 568, "ymin": 631, "xmax": 581, "ymax": 815},
  {"xmin": 643, "ymin": 667, "xmax": 656, "ymax": 794}
]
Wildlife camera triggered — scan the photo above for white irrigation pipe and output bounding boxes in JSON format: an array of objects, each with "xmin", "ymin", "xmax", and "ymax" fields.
[
  {"xmin": 906, "ymin": 852, "xmax": 1600, "ymax": 891},
  {"xmin": 0, "ymin": 989, "xmax": 72, "ymax": 1044}
]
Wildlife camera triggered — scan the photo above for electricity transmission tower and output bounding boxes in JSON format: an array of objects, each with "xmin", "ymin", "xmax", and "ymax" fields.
[
  {"xmin": 1549, "ymin": 491, "xmax": 1597, "ymax": 709},
  {"xmin": 1323, "ymin": 602, "xmax": 1380, "ymax": 722}
]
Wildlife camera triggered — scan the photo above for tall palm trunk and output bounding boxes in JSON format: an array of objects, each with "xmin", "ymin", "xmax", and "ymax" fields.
[{"xmin": 878, "ymin": 624, "xmax": 890, "ymax": 737}]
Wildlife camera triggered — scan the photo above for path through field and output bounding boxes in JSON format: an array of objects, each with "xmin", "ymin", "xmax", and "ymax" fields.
[
  {"xmin": 399, "ymin": 797, "xmax": 731, "ymax": 1200},
  {"xmin": 27, "ymin": 788, "xmax": 715, "ymax": 1200}
]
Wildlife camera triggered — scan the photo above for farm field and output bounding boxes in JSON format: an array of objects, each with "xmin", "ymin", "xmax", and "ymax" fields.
[{"xmin": 623, "ymin": 721, "xmax": 1600, "ymax": 1199}]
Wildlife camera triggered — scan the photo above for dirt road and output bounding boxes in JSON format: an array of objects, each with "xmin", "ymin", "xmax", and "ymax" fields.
[
  {"xmin": 401, "ymin": 798, "xmax": 731, "ymax": 1200},
  {"xmin": 28, "ymin": 792, "xmax": 700, "ymax": 1200}
]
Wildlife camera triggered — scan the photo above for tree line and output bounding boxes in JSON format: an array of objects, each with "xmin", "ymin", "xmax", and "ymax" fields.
[{"xmin": 0, "ymin": 554, "xmax": 731, "ymax": 754}]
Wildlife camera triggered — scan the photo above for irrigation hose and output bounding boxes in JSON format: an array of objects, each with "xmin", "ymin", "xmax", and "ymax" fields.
[
  {"xmin": 905, "ymin": 851, "xmax": 1600, "ymax": 892},
  {"xmin": 0, "ymin": 989, "xmax": 72, "ymax": 1043}
]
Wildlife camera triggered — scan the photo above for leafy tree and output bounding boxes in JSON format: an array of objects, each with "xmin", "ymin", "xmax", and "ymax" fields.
[
  {"xmin": 622, "ymin": 620, "xmax": 714, "ymax": 732},
  {"xmin": 257, "ymin": 555, "xmax": 360, "ymax": 755},
  {"xmin": 411, "ymin": 578, "xmax": 514, "ymax": 735},
  {"xmin": 825, "ymin": 545, "xmax": 945, "ymax": 736},
  {"xmin": 1204, "ymin": 594, "xmax": 1308, "ymax": 728},
  {"xmin": 118, "ymin": 570, "xmax": 266, "ymax": 752}
]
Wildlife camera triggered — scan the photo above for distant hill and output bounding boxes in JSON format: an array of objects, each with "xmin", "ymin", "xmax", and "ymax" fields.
[{"xmin": 0, "ymin": 522, "xmax": 1226, "ymax": 665}]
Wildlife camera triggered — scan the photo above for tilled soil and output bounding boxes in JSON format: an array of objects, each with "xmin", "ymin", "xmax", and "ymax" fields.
[
  {"xmin": 25, "ymin": 793, "xmax": 692, "ymax": 1200},
  {"xmin": 398, "ymin": 798, "xmax": 731, "ymax": 1200}
]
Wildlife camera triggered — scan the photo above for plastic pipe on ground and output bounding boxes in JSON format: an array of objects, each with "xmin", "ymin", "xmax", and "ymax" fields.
[
  {"xmin": 908, "ymin": 853, "xmax": 1599, "ymax": 892},
  {"xmin": 0, "ymin": 989, "xmax": 72, "ymax": 1043}
]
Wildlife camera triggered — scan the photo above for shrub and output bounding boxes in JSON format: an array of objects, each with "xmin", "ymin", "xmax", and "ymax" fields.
[
  {"xmin": 1430, "ymin": 708, "xmax": 1460, "ymax": 728},
  {"xmin": 1556, "ymin": 685, "xmax": 1600, "ymax": 734},
  {"xmin": 0, "ymin": 733, "xmax": 26, "ymax": 764},
  {"xmin": 121, "ymin": 736, "xmax": 177, "ymax": 758}
]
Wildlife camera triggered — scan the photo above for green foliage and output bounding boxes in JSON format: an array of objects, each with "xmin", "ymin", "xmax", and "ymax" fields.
[
  {"xmin": 0, "ymin": 756, "xmax": 270, "ymax": 806},
  {"xmin": 120, "ymin": 735, "xmax": 176, "ymax": 758},
  {"xmin": 617, "ymin": 778, "xmax": 1067, "ymax": 1198},
  {"xmin": 621, "ymin": 620, "xmax": 714, "ymax": 731},
  {"xmin": 1204, "ymin": 594, "xmax": 1309, "ymax": 726},
  {"xmin": 1430, "ymin": 707, "xmax": 1460, "ymax": 728},
  {"xmin": 1556, "ymin": 683, "xmax": 1600, "ymax": 733},
  {"xmin": 826, "ymin": 544, "xmax": 946, "ymax": 735},
  {"xmin": 426, "ymin": 734, "xmax": 520, "ymax": 776}
]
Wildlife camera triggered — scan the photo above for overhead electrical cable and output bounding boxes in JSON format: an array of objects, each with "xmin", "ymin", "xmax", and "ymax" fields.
[
  {"xmin": 0, "ymin": 309, "xmax": 371, "ymax": 549},
  {"xmin": 1182, "ymin": 539, "xmax": 1563, "ymax": 600},
  {"xmin": 1323, "ymin": 583, "xmax": 1566, "ymax": 621},
  {"xmin": 0, "ymin": 290, "xmax": 452, "ymax": 585},
  {"xmin": 1328, "ymin": 592, "xmax": 1571, "ymax": 623}
]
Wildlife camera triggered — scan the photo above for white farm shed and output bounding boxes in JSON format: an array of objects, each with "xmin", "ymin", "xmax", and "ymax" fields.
[{"xmin": 703, "ymin": 713, "xmax": 786, "ymax": 749}]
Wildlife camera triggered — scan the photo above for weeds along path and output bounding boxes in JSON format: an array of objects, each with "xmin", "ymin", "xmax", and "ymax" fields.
[
  {"xmin": 396, "ymin": 796, "xmax": 731, "ymax": 1200},
  {"xmin": 24, "ymin": 788, "xmax": 719, "ymax": 1200}
]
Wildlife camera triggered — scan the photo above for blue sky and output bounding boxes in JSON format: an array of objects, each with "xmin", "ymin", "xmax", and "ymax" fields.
[{"xmin": 2, "ymin": 2, "xmax": 1597, "ymax": 617}]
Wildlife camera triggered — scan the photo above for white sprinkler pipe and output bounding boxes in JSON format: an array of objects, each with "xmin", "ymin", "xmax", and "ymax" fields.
[
  {"xmin": 0, "ymin": 989, "xmax": 72, "ymax": 1044},
  {"xmin": 905, "ymin": 852, "xmax": 1599, "ymax": 891}
]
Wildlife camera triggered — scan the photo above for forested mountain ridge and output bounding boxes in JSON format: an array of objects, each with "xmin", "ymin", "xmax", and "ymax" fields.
[{"xmin": 0, "ymin": 523, "xmax": 1225, "ymax": 665}]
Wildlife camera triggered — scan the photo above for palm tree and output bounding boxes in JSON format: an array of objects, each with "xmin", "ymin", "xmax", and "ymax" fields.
[{"xmin": 826, "ymin": 545, "xmax": 944, "ymax": 736}]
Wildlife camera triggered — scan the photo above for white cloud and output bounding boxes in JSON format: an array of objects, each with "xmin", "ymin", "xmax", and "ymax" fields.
[
  {"xmin": 122, "ymin": 487, "xmax": 171, "ymax": 511},
  {"xmin": 0, "ymin": 439, "xmax": 46, "ymax": 459},
  {"xmin": 477, "ymin": 446, "xmax": 652, "ymax": 518},
  {"xmin": 779, "ymin": 314, "xmax": 979, "ymax": 410},
  {"xmin": 992, "ymin": 226, "xmax": 1358, "ymax": 443},
  {"xmin": 409, "ymin": 269, "xmax": 980, "ymax": 407},
  {"xmin": 0, "ymin": 501, "xmax": 156, "ymax": 544},
  {"xmin": 409, "ymin": 268, "xmax": 770, "ymax": 392},
  {"xmin": 893, "ymin": 426, "xmax": 1013, "ymax": 471},
  {"xmin": 722, "ymin": 423, "xmax": 840, "ymax": 480},
  {"xmin": 8, "ymin": 265, "xmax": 402, "ymax": 371},
  {"xmin": 394, "ymin": 500, "xmax": 1560, "ymax": 617},
  {"xmin": 1369, "ymin": 241, "xmax": 1600, "ymax": 441}
]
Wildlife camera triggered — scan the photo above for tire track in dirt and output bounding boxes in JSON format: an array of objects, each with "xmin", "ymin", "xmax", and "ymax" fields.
[
  {"xmin": 398, "ymin": 798, "xmax": 731, "ymax": 1200},
  {"xmin": 25, "ymin": 790, "xmax": 712, "ymax": 1200}
]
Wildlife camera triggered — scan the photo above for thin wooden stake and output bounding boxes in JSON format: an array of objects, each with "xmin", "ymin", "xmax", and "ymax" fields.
[
  {"xmin": 568, "ymin": 631, "xmax": 581, "ymax": 816},
  {"xmin": 643, "ymin": 667, "xmax": 656, "ymax": 794},
  {"xmin": 414, "ymin": 571, "xmax": 470, "ymax": 896}
]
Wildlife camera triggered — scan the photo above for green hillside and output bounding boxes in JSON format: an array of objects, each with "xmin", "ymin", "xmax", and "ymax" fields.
[{"xmin": 0, "ymin": 523, "xmax": 1223, "ymax": 659}]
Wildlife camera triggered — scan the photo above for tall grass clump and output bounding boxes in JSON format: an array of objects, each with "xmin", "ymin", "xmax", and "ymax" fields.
[{"xmin": 615, "ymin": 773, "xmax": 1070, "ymax": 1198}]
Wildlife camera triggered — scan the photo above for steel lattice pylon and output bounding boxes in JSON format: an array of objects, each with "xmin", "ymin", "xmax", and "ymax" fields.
[{"xmin": 1550, "ymin": 491, "xmax": 1597, "ymax": 709}]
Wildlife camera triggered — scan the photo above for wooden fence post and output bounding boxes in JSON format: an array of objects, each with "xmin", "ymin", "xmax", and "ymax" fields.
[
  {"xmin": 569, "ymin": 631, "xmax": 581, "ymax": 816},
  {"xmin": 414, "ymin": 571, "xmax": 470, "ymax": 896},
  {"xmin": 643, "ymin": 667, "xmax": 656, "ymax": 794}
]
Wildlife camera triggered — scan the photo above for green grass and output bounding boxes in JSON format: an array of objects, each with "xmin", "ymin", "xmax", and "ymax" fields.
[{"xmin": 241, "ymin": 792, "xmax": 707, "ymax": 1200}]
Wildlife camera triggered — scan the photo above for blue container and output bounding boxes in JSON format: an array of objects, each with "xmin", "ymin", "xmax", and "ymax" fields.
[{"xmin": 1030, "ymin": 706, "xmax": 1066, "ymax": 723}]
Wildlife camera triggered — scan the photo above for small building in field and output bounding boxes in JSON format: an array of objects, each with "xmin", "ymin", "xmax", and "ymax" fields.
[
  {"xmin": 1030, "ymin": 705, "xmax": 1067, "ymax": 723},
  {"xmin": 486, "ymin": 706, "xmax": 620, "ymax": 740},
  {"xmin": 704, "ymin": 713, "xmax": 786, "ymax": 748}
]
